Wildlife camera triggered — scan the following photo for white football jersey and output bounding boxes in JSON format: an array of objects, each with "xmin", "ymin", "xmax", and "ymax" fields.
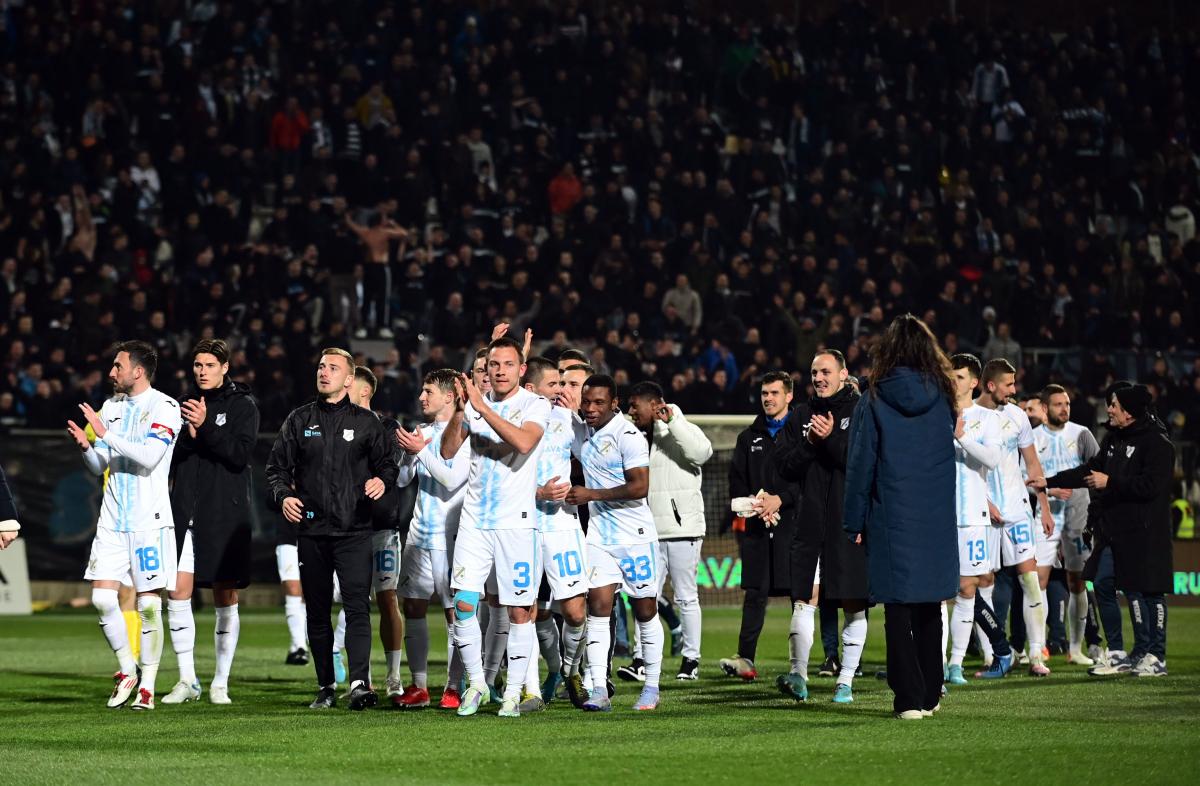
[
  {"xmin": 1033, "ymin": 422, "xmax": 1099, "ymax": 535},
  {"xmin": 534, "ymin": 406, "xmax": 582, "ymax": 534},
  {"xmin": 399, "ymin": 421, "xmax": 470, "ymax": 549},
  {"xmin": 90, "ymin": 387, "xmax": 182, "ymax": 533},
  {"xmin": 575, "ymin": 414, "xmax": 657, "ymax": 547},
  {"xmin": 459, "ymin": 387, "xmax": 551, "ymax": 531},
  {"xmin": 985, "ymin": 401, "xmax": 1035, "ymax": 525},
  {"xmin": 955, "ymin": 404, "xmax": 1002, "ymax": 528}
]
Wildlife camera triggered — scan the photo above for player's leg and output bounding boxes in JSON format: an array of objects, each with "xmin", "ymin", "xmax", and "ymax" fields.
[
  {"xmin": 725, "ymin": 557, "xmax": 766, "ymax": 680},
  {"xmin": 372, "ymin": 531, "xmax": 403, "ymax": 700},
  {"xmin": 1066, "ymin": 569, "xmax": 1093, "ymax": 664},
  {"xmin": 818, "ymin": 599, "xmax": 840, "ymax": 675},
  {"xmin": 494, "ymin": 529, "xmax": 540, "ymax": 717},
  {"xmin": 163, "ymin": 528, "xmax": 199, "ymax": 704},
  {"xmin": 1017, "ymin": 559, "xmax": 1048, "ymax": 674},
  {"xmin": 670, "ymin": 538, "xmax": 703, "ymax": 680},
  {"xmin": 332, "ymin": 531, "xmax": 376, "ymax": 709},
  {"xmin": 781, "ymin": 553, "xmax": 819, "ymax": 702},
  {"xmin": 583, "ymin": 542, "xmax": 623, "ymax": 711},
  {"xmin": 630, "ymin": 591, "xmax": 664, "ymax": 710},
  {"xmin": 130, "ymin": 526, "xmax": 177, "ymax": 709},
  {"xmin": 118, "ymin": 583, "xmax": 141, "ymax": 659},
  {"xmin": 449, "ymin": 527, "xmax": 491, "ymax": 715},
  {"xmin": 835, "ymin": 597, "xmax": 868, "ymax": 700},
  {"xmin": 297, "ymin": 536, "xmax": 337, "ymax": 707},
  {"xmin": 398, "ymin": 543, "xmax": 433, "ymax": 706},
  {"xmin": 86, "ymin": 527, "xmax": 140, "ymax": 706},
  {"xmin": 948, "ymin": 572, "xmax": 980, "ymax": 685},
  {"xmin": 276, "ymin": 545, "xmax": 308, "ymax": 664},
  {"xmin": 1046, "ymin": 569, "xmax": 1069, "ymax": 654},
  {"xmin": 210, "ymin": 583, "xmax": 239, "ymax": 703},
  {"xmin": 431, "ymin": 547, "xmax": 463, "ymax": 706}
]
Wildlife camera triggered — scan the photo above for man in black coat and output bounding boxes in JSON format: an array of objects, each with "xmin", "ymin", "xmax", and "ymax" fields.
[
  {"xmin": 0, "ymin": 463, "xmax": 19, "ymax": 549},
  {"xmin": 266, "ymin": 347, "xmax": 399, "ymax": 710},
  {"xmin": 720, "ymin": 371, "xmax": 800, "ymax": 682},
  {"xmin": 775, "ymin": 350, "xmax": 868, "ymax": 704},
  {"xmin": 162, "ymin": 338, "xmax": 259, "ymax": 706},
  {"xmin": 1035, "ymin": 384, "xmax": 1174, "ymax": 677}
]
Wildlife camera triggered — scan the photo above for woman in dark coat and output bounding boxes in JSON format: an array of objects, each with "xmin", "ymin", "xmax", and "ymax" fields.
[
  {"xmin": 843, "ymin": 315, "xmax": 958, "ymax": 719},
  {"xmin": 1034, "ymin": 384, "xmax": 1173, "ymax": 677}
]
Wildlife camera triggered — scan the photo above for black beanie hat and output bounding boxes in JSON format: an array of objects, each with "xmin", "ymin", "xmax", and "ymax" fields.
[{"xmin": 1114, "ymin": 384, "xmax": 1153, "ymax": 419}]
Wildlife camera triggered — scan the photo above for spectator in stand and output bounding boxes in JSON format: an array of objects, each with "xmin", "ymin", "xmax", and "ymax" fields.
[{"xmin": 983, "ymin": 322, "xmax": 1022, "ymax": 370}]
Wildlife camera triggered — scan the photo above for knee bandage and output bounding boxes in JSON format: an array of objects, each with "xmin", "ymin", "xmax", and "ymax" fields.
[
  {"xmin": 92, "ymin": 588, "xmax": 120, "ymax": 615},
  {"xmin": 453, "ymin": 590, "xmax": 480, "ymax": 621}
]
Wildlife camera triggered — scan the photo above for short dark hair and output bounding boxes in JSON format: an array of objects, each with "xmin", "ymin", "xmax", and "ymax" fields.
[
  {"xmin": 583, "ymin": 373, "xmax": 617, "ymax": 398},
  {"xmin": 562, "ymin": 362, "xmax": 594, "ymax": 375},
  {"xmin": 191, "ymin": 338, "xmax": 230, "ymax": 365},
  {"xmin": 761, "ymin": 370, "xmax": 793, "ymax": 392},
  {"xmin": 558, "ymin": 348, "xmax": 589, "ymax": 365},
  {"xmin": 487, "ymin": 336, "xmax": 524, "ymax": 363},
  {"xmin": 951, "ymin": 353, "xmax": 982, "ymax": 379},
  {"xmin": 116, "ymin": 340, "xmax": 158, "ymax": 381},
  {"xmin": 982, "ymin": 358, "xmax": 1016, "ymax": 386},
  {"xmin": 424, "ymin": 368, "xmax": 459, "ymax": 393},
  {"xmin": 813, "ymin": 349, "xmax": 846, "ymax": 369},
  {"xmin": 628, "ymin": 380, "xmax": 664, "ymax": 402},
  {"xmin": 474, "ymin": 347, "xmax": 489, "ymax": 361},
  {"xmin": 1040, "ymin": 383, "xmax": 1068, "ymax": 405},
  {"xmin": 522, "ymin": 356, "xmax": 557, "ymax": 387},
  {"xmin": 354, "ymin": 366, "xmax": 378, "ymax": 396}
]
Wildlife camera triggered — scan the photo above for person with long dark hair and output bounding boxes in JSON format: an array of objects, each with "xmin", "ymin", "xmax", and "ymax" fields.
[{"xmin": 843, "ymin": 315, "xmax": 958, "ymax": 720}]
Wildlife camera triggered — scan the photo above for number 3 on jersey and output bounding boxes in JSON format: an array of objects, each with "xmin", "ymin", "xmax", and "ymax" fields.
[{"xmin": 513, "ymin": 561, "xmax": 531, "ymax": 588}]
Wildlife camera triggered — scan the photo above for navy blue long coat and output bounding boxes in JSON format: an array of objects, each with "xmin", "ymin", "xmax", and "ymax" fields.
[{"xmin": 842, "ymin": 368, "xmax": 958, "ymax": 604}]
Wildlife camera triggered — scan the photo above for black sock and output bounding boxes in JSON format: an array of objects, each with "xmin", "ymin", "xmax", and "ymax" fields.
[{"xmin": 974, "ymin": 596, "xmax": 1013, "ymax": 658}]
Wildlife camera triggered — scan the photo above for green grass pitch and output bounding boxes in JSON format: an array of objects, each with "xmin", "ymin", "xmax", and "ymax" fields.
[{"xmin": 2, "ymin": 606, "xmax": 1198, "ymax": 784}]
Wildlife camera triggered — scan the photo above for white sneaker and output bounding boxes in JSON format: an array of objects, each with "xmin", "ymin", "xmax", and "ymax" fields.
[
  {"xmin": 130, "ymin": 687, "xmax": 155, "ymax": 711},
  {"xmin": 1067, "ymin": 648, "xmax": 1095, "ymax": 666},
  {"xmin": 107, "ymin": 671, "xmax": 139, "ymax": 708},
  {"xmin": 379, "ymin": 327, "xmax": 395, "ymax": 339},
  {"xmin": 386, "ymin": 678, "xmax": 403, "ymax": 700},
  {"xmin": 895, "ymin": 709, "xmax": 923, "ymax": 720},
  {"xmin": 1087, "ymin": 644, "xmax": 1106, "ymax": 662},
  {"xmin": 210, "ymin": 685, "xmax": 232, "ymax": 704},
  {"xmin": 1131, "ymin": 654, "xmax": 1168, "ymax": 678},
  {"xmin": 921, "ymin": 703, "xmax": 941, "ymax": 717},
  {"xmin": 161, "ymin": 680, "xmax": 202, "ymax": 704},
  {"xmin": 353, "ymin": 328, "xmax": 368, "ymax": 339}
]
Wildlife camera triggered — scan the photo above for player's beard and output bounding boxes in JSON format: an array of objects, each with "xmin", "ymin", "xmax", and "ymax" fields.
[{"xmin": 110, "ymin": 378, "xmax": 131, "ymax": 396}]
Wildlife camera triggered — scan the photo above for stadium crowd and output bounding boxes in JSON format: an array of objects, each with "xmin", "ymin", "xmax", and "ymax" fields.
[{"xmin": 1, "ymin": 0, "xmax": 1200, "ymax": 437}]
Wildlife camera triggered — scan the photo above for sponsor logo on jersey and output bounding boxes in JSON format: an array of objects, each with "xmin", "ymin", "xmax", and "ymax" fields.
[
  {"xmin": 215, "ymin": 413, "xmax": 227, "ymax": 427},
  {"xmin": 304, "ymin": 428, "xmax": 321, "ymax": 437}
]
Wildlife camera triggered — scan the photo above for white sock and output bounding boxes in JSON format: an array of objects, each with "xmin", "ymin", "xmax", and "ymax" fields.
[
  {"xmin": 333, "ymin": 608, "xmax": 346, "ymax": 652},
  {"xmin": 405, "ymin": 616, "xmax": 429, "ymax": 688},
  {"xmin": 950, "ymin": 594, "xmax": 976, "ymax": 666},
  {"xmin": 504, "ymin": 621, "xmax": 534, "ymax": 701},
  {"xmin": 536, "ymin": 617, "xmax": 562, "ymax": 674},
  {"xmin": 284, "ymin": 595, "xmax": 306, "ymax": 650},
  {"xmin": 975, "ymin": 584, "xmax": 996, "ymax": 663},
  {"xmin": 1020, "ymin": 571, "xmax": 1046, "ymax": 658},
  {"xmin": 561, "ymin": 623, "xmax": 586, "ymax": 675},
  {"xmin": 453, "ymin": 615, "xmax": 485, "ymax": 689},
  {"xmin": 166, "ymin": 599, "xmax": 196, "ymax": 684},
  {"xmin": 788, "ymin": 602, "xmax": 815, "ymax": 677},
  {"xmin": 93, "ymin": 588, "xmax": 136, "ymax": 675},
  {"xmin": 137, "ymin": 595, "xmax": 164, "ymax": 693},
  {"xmin": 586, "ymin": 614, "xmax": 611, "ymax": 692},
  {"xmin": 1068, "ymin": 590, "xmax": 1088, "ymax": 653},
  {"xmin": 637, "ymin": 615, "xmax": 665, "ymax": 690},
  {"xmin": 678, "ymin": 597, "xmax": 702, "ymax": 661},
  {"xmin": 445, "ymin": 621, "xmax": 463, "ymax": 689},
  {"xmin": 482, "ymin": 608, "xmax": 509, "ymax": 685},
  {"xmin": 940, "ymin": 601, "xmax": 949, "ymax": 664},
  {"xmin": 838, "ymin": 609, "xmax": 867, "ymax": 685},
  {"xmin": 385, "ymin": 650, "xmax": 403, "ymax": 683},
  {"xmin": 524, "ymin": 638, "xmax": 541, "ymax": 694},
  {"xmin": 212, "ymin": 604, "xmax": 239, "ymax": 689}
]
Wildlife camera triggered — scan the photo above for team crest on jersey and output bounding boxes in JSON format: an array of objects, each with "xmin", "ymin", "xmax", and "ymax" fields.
[
  {"xmin": 597, "ymin": 438, "xmax": 615, "ymax": 455},
  {"xmin": 549, "ymin": 421, "xmax": 564, "ymax": 434},
  {"xmin": 139, "ymin": 411, "xmax": 151, "ymax": 425},
  {"xmin": 343, "ymin": 429, "xmax": 354, "ymax": 442},
  {"xmin": 505, "ymin": 410, "xmax": 524, "ymax": 425},
  {"xmin": 215, "ymin": 413, "xmax": 227, "ymax": 427},
  {"xmin": 840, "ymin": 417, "xmax": 850, "ymax": 430},
  {"xmin": 1126, "ymin": 446, "xmax": 1135, "ymax": 457}
]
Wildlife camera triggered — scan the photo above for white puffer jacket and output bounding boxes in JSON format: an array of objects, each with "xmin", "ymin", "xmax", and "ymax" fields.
[{"xmin": 646, "ymin": 406, "xmax": 714, "ymax": 539}]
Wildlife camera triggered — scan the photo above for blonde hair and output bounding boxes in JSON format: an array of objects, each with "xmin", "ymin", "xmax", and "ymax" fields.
[{"xmin": 320, "ymin": 347, "xmax": 356, "ymax": 373}]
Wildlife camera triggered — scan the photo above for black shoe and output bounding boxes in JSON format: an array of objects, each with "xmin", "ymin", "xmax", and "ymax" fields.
[
  {"xmin": 677, "ymin": 657, "xmax": 700, "ymax": 681},
  {"xmin": 617, "ymin": 659, "xmax": 646, "ymax": 682},
  {"xmin": 606, "ymin": 678, "xmax": 616, "ymax": 698},
  {"xmin": 1047, "ymin": 640, "xmax": 1068, "ymax": 656},
  {"xmin": 348, "ymin": 682, "xmax": 378, "ymax": 711},
  {"xmin": 309, "ymin": 687, "xmax": 336, "ymax": 709},
  {"xmin": 818, "ymin": 655, "xmax": 841, "ymax": 677},
  {"xmin": 286, "ymin": 647, "xmax": 309, "ymax": 666}
]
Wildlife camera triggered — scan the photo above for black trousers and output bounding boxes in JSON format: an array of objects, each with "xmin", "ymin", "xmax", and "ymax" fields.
[
  {"xmin": 737, "ymin": 562, "xmax": 770, "ymax": 661},
  {"xmin": 298, "ymin": 532, "xmax": 373, "ymax": 689},
  {"xmin": 360, "ymin": 263, "xmax": 391, "ymax": 330},
  {"xmin": 884, "ymin": 602, "xmax": 943, "ymax": 714}
]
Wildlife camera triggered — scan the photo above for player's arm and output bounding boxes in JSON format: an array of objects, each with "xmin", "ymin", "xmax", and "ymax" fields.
[
  {"xmin": 84, "ymin": 399, "xmax": 180, "ymax": 471},
  {"xmin": 727, "ymin": 431, "xmax": 750, "ymax": 501},
  {"xmin": 1019, "ymin": 442, "xmax": 1054, "ymax": 535},
  {"xmin": 418, "ymin": 431, "xmax": 471, "ymax": 490},
  {"xmin": 568, "ymin": 466, "xmax": 649, "ymax": 504},
  {"xmin": 476, "ymin": 402, "xmax": 544, "ymax": 455},
  {"xmin": 659, "ymin": 408, "xmax": 713, "ymax": 468},
  {"xmin": 70, "ymin": 416, "xmax": 110, "ymax": 475},
  {"xmin": 817, "ymin": 411, "xmax": 852, "ymax": 469},
  {"xmin": 842, "ymin": 397, "xmax": 879, "ymax": 537},
  {"xmin": 957, "ymin": 414, "xmax": 1002, "ymax": 470},
  {"xmin": 265, "ymin": 412, "xmax": 301, "ymax": 510},
  {"xmin": 1078, "ymin": 429, "xmax": 1101, "ymax": 464},
  {"xmin": 194, "ymin": 396, "xmax": 259, "ymax": 470},
  {"xmin": 366, "ymin": 416, "xmax": 400, "ymax": 489},
  {"xmin": 440, "ymin": 407, "xmax": 468, "ymax": 460},
  {"xmin": 1103, "ymin": 435, "xmax": 1173, "ymax": 502}
]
